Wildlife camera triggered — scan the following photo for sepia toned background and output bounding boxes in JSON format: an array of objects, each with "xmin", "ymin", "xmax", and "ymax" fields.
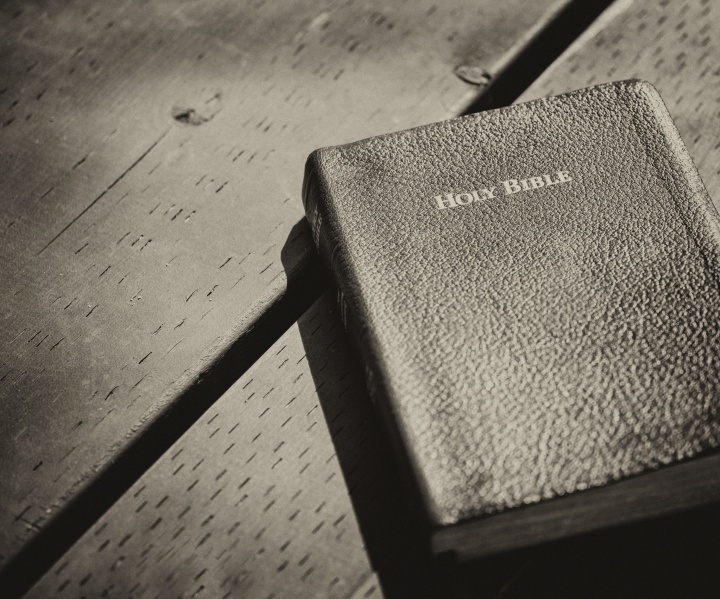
[{"xmin": 1, "ymin": 0, "xmax": 719, "ymax": 597}]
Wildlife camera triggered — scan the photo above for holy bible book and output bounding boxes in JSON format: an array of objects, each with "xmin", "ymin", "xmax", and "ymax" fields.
[{"xmin": 301, "ymin": 80, "xmax": 720, "ymax": 560}]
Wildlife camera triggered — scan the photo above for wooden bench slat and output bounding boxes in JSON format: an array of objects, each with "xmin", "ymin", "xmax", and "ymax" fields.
[
  {"xmin": 0, "ymin": 0, "xmax": 571, "ymax": 570},
  {"xmin": 26, "ymin": 294, "xmax": 401, "ymax": 599}
]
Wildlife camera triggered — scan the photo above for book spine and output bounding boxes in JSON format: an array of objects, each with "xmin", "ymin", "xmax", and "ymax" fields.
[
  {"xmin": 301, "ymin": 150, "xmax": 433, "ymax": 533},
  {"xmin": 301, "ymin": 151, "xmax": 380, "ymax": 402}
]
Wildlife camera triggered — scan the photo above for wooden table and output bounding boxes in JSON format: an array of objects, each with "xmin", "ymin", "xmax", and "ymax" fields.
[{"xmin": 2, "ymin": 0, "xmax": 720, "ymax": 596}]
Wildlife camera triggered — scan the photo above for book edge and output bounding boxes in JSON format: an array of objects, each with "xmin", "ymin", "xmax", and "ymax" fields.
[
  {"xmin": 431, "ymin": 449, "xmax": 720, "ymax": 560},
  {"xmin": 311, "ymin": 78, "xmax": 650, "ymax": 156}
]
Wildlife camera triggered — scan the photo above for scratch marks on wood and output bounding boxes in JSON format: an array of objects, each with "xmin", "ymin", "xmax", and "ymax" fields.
[
  {"xmin": 38, "ymin": 130, "xmax": 170, "ymax": 255},
  {"xmin": 24, "ymin": 295, "xmax": 389, "ymax": 596},
  {"xmin": 104, "ymin": 386, "xmax": 119, "ymax": 401}
]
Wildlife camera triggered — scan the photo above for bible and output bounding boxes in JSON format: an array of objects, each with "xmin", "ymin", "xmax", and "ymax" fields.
[{"xmin": 301, "ymin": 80, "xmax": 720, "ymax": 560}]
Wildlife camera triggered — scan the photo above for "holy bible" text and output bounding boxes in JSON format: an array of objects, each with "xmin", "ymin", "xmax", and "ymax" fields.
[{"xmin": 433, "ymin": 170, "xmax": 572, "ymax": 209}]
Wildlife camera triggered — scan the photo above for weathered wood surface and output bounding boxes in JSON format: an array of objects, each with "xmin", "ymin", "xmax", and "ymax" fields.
[
  {"xmin": 0, "ymin": 0, "xmax": 572, "ymax": 570},
  {"xmin": 28, "ymin": 0, "xmax": 720, "ymax": 597},
  {"xmin": 25, "ymin": 295, "xmax": 408, "ymax": 599}
]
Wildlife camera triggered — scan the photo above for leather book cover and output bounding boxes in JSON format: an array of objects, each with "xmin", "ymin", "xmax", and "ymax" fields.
[{"xmin": 301, "ymin": 80, "xmax": 720, "ymax": 559}]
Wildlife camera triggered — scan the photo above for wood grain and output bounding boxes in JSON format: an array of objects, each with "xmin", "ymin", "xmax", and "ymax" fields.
[
  {"xmin": 25, "ymin": 294, "xmax": 405, "ymax": 599},
  {"xmin": 0, "ymin": 0, "xmax": 571, "ymax": 568},
  {"xmin": 26, "ymin": 1, "xmax": 720, "ymax": 596}
]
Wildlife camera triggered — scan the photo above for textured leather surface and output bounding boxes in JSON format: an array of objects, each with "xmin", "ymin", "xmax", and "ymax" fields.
[{"xmin": 302, "ymin": 80, "xmax": 720, "ymax": 528}]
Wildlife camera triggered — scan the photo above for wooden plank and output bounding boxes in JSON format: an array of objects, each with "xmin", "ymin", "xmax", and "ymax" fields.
[
  {"xmin": 0, "ymin": 0, "xmax": 574, "ymax": 573},
  {"xmin": 25, "ymin": 294, "xmax": 415, "ymax": 599},
  {"xmin": 30, "ymin": 1, "xmax": 720, "ymax": 597}
]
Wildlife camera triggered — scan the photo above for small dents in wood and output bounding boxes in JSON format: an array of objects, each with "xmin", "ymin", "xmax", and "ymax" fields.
[
  {"xmin": 172, "ymin": 92, "xmax": 222, "ymax": 126},
  {"xmin": 93, "ymin": 522, "xmax": 108, "ymax": 537},
  {"xmin": 150, "ymin": 518, "xmax": 162, "ymax": 530},
  {"xmin": 453, "ymin": 64, "xmax": 493, "ymax": 86},
  {"xmin": 172, "ymin": 107, "xmax": 209, "ymax": 126},
  {"xmin": 72, "ymin": 154, "xmax": 88, "ymax": 169}
]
